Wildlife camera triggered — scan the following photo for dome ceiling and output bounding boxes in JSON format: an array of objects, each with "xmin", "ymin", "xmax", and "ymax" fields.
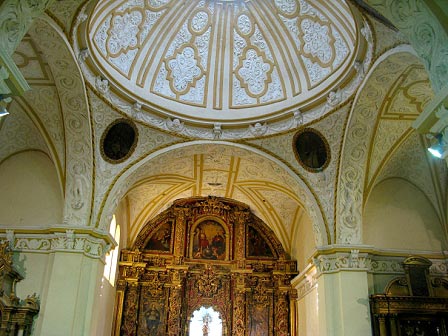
[{"xmin": 79, "ymin": 0, "xmax": 367, "ymax": 138}]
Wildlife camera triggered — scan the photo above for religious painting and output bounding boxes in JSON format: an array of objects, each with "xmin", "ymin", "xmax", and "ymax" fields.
[
  {"xmin": 293, "ymin": 128, "xmax": 330, "ymax": 172},
  {"xmin": 191, "ymin": 220, "xmax": 227, "ymax": 260},
  {"xmin": 247, "ymin": 226, "xmax": 274, "ymax": 258},
  {"xmin": 101, "ymin": 119, "xmax": 138, "ymax": 163},
  {"xmin": 144, "ymin": 221, "xmax": 173, "ymax": 252},
  {"xmin": 249, "ymin": 304, "xmax": 270, "ymax": 336},
  {"xmin": 137, "ymin": 296, "xmax": 165, "ymax": 336}
]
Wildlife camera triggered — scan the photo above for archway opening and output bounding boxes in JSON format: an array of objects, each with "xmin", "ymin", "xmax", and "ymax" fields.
[{"xmin": 189, "ymin": 306, "xmax": 222, "ymax": 336}]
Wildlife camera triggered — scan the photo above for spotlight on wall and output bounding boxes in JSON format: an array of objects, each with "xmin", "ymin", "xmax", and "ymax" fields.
[
  {"xmin": 0, "ymin": 94, "xmax": 10, "ymax": 118},
  {"xmin": 427, "ymin": 133, "xmax": 446, "ymax": 159},
  {"xmin": 0, "ymin": 107, "xmax": 9, "ymax": 118}
]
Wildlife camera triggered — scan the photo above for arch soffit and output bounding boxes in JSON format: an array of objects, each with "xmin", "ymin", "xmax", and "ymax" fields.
[
  {"xmin": 364, "ymin": 175, "xmax": 443, "ymax": 227},
  {"xmin": 364, "ymin": 131, "xmax": 446, "ymax": 226},
  {"xmin": 98, "ymin": 141, "xmax": 328, "ymax": 249},
  {"xmin": 336, "ymin": 45, "xmax": 425, "ymax": 244},
  {"xmin": 27, "ymin": 16, "xmax": 94, "ymax": 227}
]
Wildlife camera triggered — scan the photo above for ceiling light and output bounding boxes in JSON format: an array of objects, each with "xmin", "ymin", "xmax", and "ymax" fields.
[{"xmin": 427, "ymin": 133, "xmax": 446, "ymax": 159}]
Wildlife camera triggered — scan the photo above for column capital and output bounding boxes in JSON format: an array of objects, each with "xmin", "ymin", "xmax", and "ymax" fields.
[{"xmin": 0, "ymin": 227, "xmax": 116, "ymax": 259}]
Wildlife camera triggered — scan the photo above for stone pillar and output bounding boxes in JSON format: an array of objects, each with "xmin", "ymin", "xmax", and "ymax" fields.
[
  {"xmin": 38, "ymin": 252, "xmax": 105, "ymax": 336},
  {"xmin": 313, "ymin": 249, "xmax": 372, "ymax": 336},
  {"xmin": 3, "ymin": 228, "xmax": 113, "ymax": 336}
]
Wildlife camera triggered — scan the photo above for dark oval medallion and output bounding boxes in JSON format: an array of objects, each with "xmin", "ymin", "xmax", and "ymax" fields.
[
  {"xmin": 101, "ymin": 119, "xmax": 138, "ymax": 163},
  {"xmin": 293, "ymin": 128, "xmax": 330, "ymax": 172}
]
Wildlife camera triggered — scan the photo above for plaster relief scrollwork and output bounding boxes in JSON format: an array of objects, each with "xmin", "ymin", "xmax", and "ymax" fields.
[
  {"xmin": 28, "ymin": 18, "xmax": 93, "ymax": 227},
  {"xmin": 0, "ymin": 0, "xmax": 52, "ymax": 55},
  {"xmin": 366, "ymin": 0, "xmax": 448, "ymax": 93},
  {"xmin": 0, "ymin": 229, "xmax": 112, "ymax": 259},
  {"xmin": 0, "ymin": 100, "xmax": 48, "ymax": 164},
  {"xmin": 87, "ymin": 89, "xmax": 182, "ymax": 229},
  {"xmin": 47, "ymin": 0, "xmax": 86, "ymax": 35},
  {"xmin": 167, "ymin": 46, "xmax": 204, "ymax": 96},
  {"xmin": 306, "ymin": 250, "xmax": 448, "ymax": 278},
  {"xmin": 336, "ymin": 50, "xmax": 418, "ymax": 244},
  {"xmin": 76, "ymin": 1, "xmax": 371, "ymax": 140},
  {"xmin": 250, "ymin": 104, "xmax": 350, "ymax": 244}
]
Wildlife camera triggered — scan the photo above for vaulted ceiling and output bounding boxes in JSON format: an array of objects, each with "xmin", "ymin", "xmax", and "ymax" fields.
[{"xmin": 1, "ymin": 0, "xmax": 446, "ymax": 256}]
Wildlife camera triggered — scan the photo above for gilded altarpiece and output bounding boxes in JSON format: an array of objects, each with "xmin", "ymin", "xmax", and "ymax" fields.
[{"xmin": 113, "ymin": 197, "xmax": 297, "ymax": 336}]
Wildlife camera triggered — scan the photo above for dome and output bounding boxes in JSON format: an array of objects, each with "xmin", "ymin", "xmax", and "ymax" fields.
[{"xmin": 78, "ymin": 0, "xmax": 369, "ymax": 138}]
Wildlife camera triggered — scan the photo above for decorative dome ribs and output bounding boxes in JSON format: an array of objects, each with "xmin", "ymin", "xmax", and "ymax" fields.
[{"xmin": 81, "ymin": 0, "xmax": 366, "ymax": 137}]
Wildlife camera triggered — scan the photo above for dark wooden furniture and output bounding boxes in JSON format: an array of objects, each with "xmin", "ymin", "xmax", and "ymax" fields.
[{"xmin": 370, "ymin": 256, "xmax": 448, "ymax": 336}]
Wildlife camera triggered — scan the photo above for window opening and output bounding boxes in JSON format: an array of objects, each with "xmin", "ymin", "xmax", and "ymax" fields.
[{"xmin": 103, "ymin": 215, "xmax": 121, "ymax": 286}]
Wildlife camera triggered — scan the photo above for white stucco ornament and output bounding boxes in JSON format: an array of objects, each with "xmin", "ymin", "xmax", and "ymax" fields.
[{"xmin": 76, "ymin": 0, "xmax": 370, "ymax": 139}]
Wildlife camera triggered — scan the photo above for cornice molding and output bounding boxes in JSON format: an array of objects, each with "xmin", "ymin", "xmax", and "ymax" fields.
[
  {"xmin": 292, "ymin": 247, "xmax": 448, "ymax": 300},
  {"xmin": 0, "ymin": 227, "xmax": 116, "ymax": 259}
]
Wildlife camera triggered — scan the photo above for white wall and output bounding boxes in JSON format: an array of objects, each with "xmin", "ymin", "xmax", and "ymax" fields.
[
  {"xmin": 291, "ymin": 211, "xmax": 316, "ymax": 271},
  {"xmin": 0, "ymin": 151, "xmax": 63, "ymax": 227},
  {"xmin": 363, "ymin": 178, "xmax": 447, "ymax": 251}
]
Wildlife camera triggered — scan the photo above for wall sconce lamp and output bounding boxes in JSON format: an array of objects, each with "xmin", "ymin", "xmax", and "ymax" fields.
[{"xmin": 427, "ymin": 133, "xmax": 447, "ymax": 159}]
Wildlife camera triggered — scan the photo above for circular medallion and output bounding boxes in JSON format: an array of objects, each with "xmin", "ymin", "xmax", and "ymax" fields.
[
  {"xmin": 293, "ymin": 128, "xmax": 330, "ymax": 172},
  {"xmin": 101, "ymin": 119, "xmax": 138, "ymax": 163}
]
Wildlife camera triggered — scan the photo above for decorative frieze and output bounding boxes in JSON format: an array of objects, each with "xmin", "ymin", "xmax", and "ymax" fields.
[
  {"xmin": 0, "ymin": 228, "xmax": 115, "ymax": 259},
  {"xmin": 293, "ymin": 248, "xmax": 448, "ymax": 300}
]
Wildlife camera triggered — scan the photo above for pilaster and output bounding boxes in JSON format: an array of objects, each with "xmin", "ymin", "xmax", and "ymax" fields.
[
  {"xmin": 0, "ymin": 227, "xmax": 115, "ymax": 336},
  {"xmin": 292, "ymin": 247, "xmax": 448, "ymax": 336}
]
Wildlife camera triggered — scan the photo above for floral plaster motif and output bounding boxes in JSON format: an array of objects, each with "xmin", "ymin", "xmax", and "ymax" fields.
[
  {"xmin": 107, "ymin": 10, "xmax": 143, "ymax": 57},
  {"xmin": 300, "ymin": 18, "xmax": 334, "ymax": 66},
  {"xmin": 275, "ymin": 0, "xmax": 298, "ymax": 16},
  {"xmin": 236, "ymin": 48, "xmax": 273, "ymax": 97},
  {"xmin": 82, "ymin": 0, "xmax": 360, "ymax": 137},
  {"xmin": 167, "ymin": 46, "xmax": 204, "ymax": 96}
]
